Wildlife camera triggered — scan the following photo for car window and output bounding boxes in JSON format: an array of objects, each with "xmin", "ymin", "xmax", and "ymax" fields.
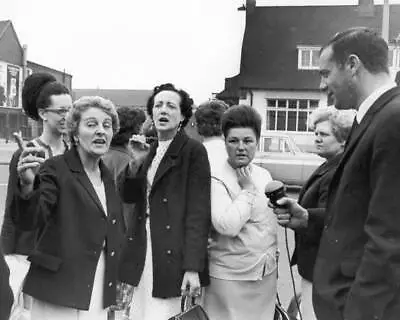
[{"xmin": 263, "ymin": 137, "xmax": 291, "ymax": 153}]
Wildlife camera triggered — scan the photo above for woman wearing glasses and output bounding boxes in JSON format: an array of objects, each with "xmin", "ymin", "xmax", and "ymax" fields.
[{"xmin": 0, "ymin": 73, "xmax": 72, "ymax": 317}]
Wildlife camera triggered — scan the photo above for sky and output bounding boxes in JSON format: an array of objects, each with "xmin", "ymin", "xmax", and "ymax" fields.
[{"xmin": 1, "ymin": 0, "xmax": 400, "ymax": 104}]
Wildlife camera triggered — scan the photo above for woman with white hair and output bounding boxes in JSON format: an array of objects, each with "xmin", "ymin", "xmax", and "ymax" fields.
[
  {"xmin": 289, "ymin": 106, "xmax": 355, "ymax": 320},
  {"xmin": 11, "ymin": 96, "xmax": 125, "ymax": 319}
]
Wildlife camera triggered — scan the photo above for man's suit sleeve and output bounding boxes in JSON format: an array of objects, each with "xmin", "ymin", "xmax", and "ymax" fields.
[{"xmin": 343, "ymin": 111, "xmax": 400, "ymax": 319}]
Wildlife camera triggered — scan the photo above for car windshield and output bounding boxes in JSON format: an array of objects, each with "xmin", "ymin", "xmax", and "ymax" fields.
[{"xmin": 262, "ymin": 136, "xmax": 301, "ymax": 153}]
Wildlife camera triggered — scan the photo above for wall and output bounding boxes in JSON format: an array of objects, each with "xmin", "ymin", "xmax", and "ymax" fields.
[{"xmin": 239, "ymin": 89, "xmax": 327, "ymax": 151}]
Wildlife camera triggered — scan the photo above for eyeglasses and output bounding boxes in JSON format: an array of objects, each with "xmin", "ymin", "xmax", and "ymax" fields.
[{"xmin": 45, "ymin": 108, "xmax": 71, "ymax": 116}]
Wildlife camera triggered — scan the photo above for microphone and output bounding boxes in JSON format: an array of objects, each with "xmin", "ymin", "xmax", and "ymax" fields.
[{"xmin": 265, "ymin": 180, "xmax": 286, "ymax": 207}]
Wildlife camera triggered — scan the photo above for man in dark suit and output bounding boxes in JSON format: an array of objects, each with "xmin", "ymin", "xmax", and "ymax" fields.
[
  {"xmin": 0, "ymin": 245, "xmax": 13, "ymax": 320},
  {"xmin": 274, "ymin": 27, "xmax": 400, "ymax": 320}
]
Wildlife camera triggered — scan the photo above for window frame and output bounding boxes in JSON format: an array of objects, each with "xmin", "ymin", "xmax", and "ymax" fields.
[
  {"xmin": 297, "ymin": 46, "xmax": 321, "ymax": 70},
  {"xmin": 265, "ymin": 98, "xmax": 319, "ymax": 132}
]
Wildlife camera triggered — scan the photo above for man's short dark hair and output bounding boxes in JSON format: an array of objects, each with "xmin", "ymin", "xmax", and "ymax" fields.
[
  {"xmin": 322, "ymin": 27, "xmax": 389, "ymax": 74},
  {"xmin": 111, "ymin": 106, "xmax": 146, "ymax": 146},
  {"xmin": 195, "ymin": 100, "xmax": 228, "ymax": 137}
]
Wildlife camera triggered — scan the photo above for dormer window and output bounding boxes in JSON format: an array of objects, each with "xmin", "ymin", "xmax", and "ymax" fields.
[{"xmin": 297, "ymin": 46, "xmax": 321, "ymax": 70}]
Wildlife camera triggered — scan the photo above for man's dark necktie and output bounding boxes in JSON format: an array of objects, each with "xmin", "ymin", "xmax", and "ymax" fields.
[{"xmin": 345, "ymin": 117, "xmax": 359, "ymax": 149}]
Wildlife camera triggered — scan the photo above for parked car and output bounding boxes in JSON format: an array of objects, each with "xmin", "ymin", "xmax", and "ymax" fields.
[{"xmin": 253, "ymin": 131, "xmax": 324, "ymax": 186}]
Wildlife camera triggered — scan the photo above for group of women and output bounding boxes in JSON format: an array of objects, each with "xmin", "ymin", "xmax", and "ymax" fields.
[{"xmin": 0, "ymin": 71, "xmax": 356, "ymax": 320}]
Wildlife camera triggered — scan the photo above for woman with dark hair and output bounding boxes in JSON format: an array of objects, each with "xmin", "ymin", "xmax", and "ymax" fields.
[
  {"xmin": 103, "ymin": 106, "xmax": 146, "ymax": 182},
  {"xmin": 203, "ymin": 105, "xmax": 278, "ymax": 320},
  {"xmin": 0, "ymin": 73, "xmax": 72, "ymax": 316},
  {"xmin": 118, "ymin": 83, "xmax": 211, "ymax": 319},
  {"xmin": 11, "ymin": 96, "xmax": 124, "ymax": 319}
]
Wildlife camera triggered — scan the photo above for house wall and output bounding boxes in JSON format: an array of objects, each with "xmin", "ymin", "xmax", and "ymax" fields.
[
  {"xmin": 240, "ymin": 89, "xmax": 328, "ymax": 151},
  {"xmin": 28, "ymin": 62, "xmax": 72, "ymax": 91}
]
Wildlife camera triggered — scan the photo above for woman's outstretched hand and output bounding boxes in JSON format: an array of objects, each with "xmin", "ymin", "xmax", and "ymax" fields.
[{"xmin": 14, "ymin": 132, "xmax": 45, "ymax": 192}]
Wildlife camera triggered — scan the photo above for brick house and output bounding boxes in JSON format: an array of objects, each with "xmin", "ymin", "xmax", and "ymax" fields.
[{"xmin": 0, "ymin": 20, "xmax": 72, "ymax": 140}]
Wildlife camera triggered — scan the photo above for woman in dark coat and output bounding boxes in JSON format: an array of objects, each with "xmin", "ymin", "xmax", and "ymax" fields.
[
  {"xmin": 1, "ymin": 73, "xmax": 72, "ymax": 317},
  {"xmin": 291, "ymin": 106, "xmax": 355, "ymax": 320},
  {"xmin": 11, "ymin": 96, "xmax": 124, "ymax": 319},
  {"xmin": 119, "ymin": 83, "xmax": 211, "ymax": 319}
]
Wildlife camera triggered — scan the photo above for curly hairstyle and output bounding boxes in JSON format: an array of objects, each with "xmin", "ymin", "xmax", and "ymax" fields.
[
  {"xmin": 146, "ymin": 83, "xmax": 193, "ymax": 128},
  {"xmin": 111, "ymin": 106, "xmax": 146, "ymax": 147},
  {"xmin": 221, "ymin": 104, "xmax": 262, "ymax": 140},
  {"xmin": 195, "ymin": 99, "xmax": 228, "ymax": 137},
  {"xmin": 66, "ymin": 96, "xmax": 120, "ymax": 145},
  {"xmin": 308, "ymin": 106, "xmax": 356, "ymax": 143},
  {"xmin": 22, "ymin": 73, "xmax": 70, "ymax": 121}
]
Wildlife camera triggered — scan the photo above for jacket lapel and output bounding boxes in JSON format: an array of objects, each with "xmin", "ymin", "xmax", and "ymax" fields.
[
  {"xmin": 101, "ymin": 161, "xmax": 119, "ymax": 218},
  {"xmin": 65, "ymin": 147, "xmax": 107, "ymax": 217},
  {"xmin": 329, "ymin": 86, "xmax": 400, "ymax": 195},
  {"xmin": 150, "ymin": 130, "xmax": 188, "ymax": 192}
]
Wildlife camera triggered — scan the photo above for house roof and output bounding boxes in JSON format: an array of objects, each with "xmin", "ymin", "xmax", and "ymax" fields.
[
  {"xmin": 73, "ymin": 89, "xmax": 152, "ymax": 107},
  {"xmin": 0, "ymin": 20, "xmax": 23, "ymax": 53},
  {"xmin": 27, "ymin": 61, "xmax": 72, "ymax": 77},
  {"xmin": 225, "ymin": 4, "xmax": 400, "ymax": 94}
]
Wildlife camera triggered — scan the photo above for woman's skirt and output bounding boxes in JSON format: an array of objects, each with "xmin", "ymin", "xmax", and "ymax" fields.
[
  {"xmin": 129, "ymin": 219, "xmax": 181, "ymax": 319},
  {"xmin": 30, "ymin": 251, "xmax": 108, "ymax": 320},
  {"xmin": 203, "ymin": 270, "xmax": 277, "ymax": 320}
]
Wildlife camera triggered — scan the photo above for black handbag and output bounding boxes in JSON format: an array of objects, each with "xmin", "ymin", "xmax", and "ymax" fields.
[{"xmin": 168, "ymin": 296, "xmax": 210, "ymax": 320}]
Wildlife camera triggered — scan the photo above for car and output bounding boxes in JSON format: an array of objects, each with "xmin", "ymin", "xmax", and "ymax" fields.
[{"xmin": 253, "ymin": 131, "xmax": 324, "ymax": 186}]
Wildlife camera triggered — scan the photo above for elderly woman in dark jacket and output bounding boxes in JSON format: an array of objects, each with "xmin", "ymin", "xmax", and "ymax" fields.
[
  {"xmin": 11, "ymin": 96, "xmax": 125, "ymax": 319},
  {"xmin": 290, "ymin": 106, "xmax": 355, "ymax": 320},
  {"xmin": 119, "ymin": 83, "xmax": 211, "ymax": 319}
]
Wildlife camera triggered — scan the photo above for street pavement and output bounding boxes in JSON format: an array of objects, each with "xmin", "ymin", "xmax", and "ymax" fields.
[{"xmin": 0, "ymin": 143, "xmax": 301, "ymax": 310}]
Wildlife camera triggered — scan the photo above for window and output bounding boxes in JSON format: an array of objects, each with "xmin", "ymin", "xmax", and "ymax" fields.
[
  {"xmin": 298, "ymin": 46, "xmax": 321, "ymax": 70},
  {"xmin": 266, "ymin": 99, "xmax": 319, "ymax": 132},
  {"xmin": 262, "ymin": 137, "xmax": 291, "ymax": 153},
  {"xmin": 388, "ymin": 46, "xmax": 400, "ymax": 69}
]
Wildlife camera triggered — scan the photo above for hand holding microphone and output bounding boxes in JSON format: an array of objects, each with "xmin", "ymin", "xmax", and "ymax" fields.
[{"xmin": 265, "ymin": 180, "xmax": 309, "ymax": 229}]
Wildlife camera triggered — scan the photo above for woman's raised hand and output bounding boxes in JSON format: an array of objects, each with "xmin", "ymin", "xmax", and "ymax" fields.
[
  {"xmin": 236, "ymin": 166, "xmax": 256, "ymax": 192},
  {"xmin": 127, "ymin": 134, "xmax": 150, "ymax": 175},
  {"xmin": 14, "ymin": 132, "xmax": 45, "ymax": 189}
]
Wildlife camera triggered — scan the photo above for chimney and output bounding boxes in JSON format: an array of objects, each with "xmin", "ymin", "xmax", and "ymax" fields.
[
  {"xmin": 22, "ymin": 44, "xmax": 28, "ymax": 81},
  {"xmin": 246, "ymin": 0, "xmax": 256, "ymax": 14},
  {"xmin": 358, "ymin": 0, "xmax": 374, "ymax": 17}
]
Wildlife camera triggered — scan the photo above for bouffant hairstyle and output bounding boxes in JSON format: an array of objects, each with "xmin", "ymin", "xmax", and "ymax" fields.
[
  {"xmin": 146, "ymin": 83, "xmax": 193, "ymax": 128},
  {"xmin": 308, "ymin": 106, "xmax": 356, "ymax": 143},
  {"xmin": 195, "ymin": 99, "xmax": 228, "ymax": 137},
  {"xmin": 221, "ymin": 104, "xmax": 262, "ymax": 140},
  {"xmin": 22, "ymin": 73, "xmax": 70, "ymax": 121},
  {"xmin": 66, "ymin": 96, "xmax": 120, "ymax": 145},
  {"xmin": 111, "ymin": 106, "xmax": 146, "ymax": 147}
]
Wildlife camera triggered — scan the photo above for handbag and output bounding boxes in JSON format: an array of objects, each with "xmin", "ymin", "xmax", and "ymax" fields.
[{"xmin": 168, "ymin": 296, "xmax": 210, "ymax": 320}]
